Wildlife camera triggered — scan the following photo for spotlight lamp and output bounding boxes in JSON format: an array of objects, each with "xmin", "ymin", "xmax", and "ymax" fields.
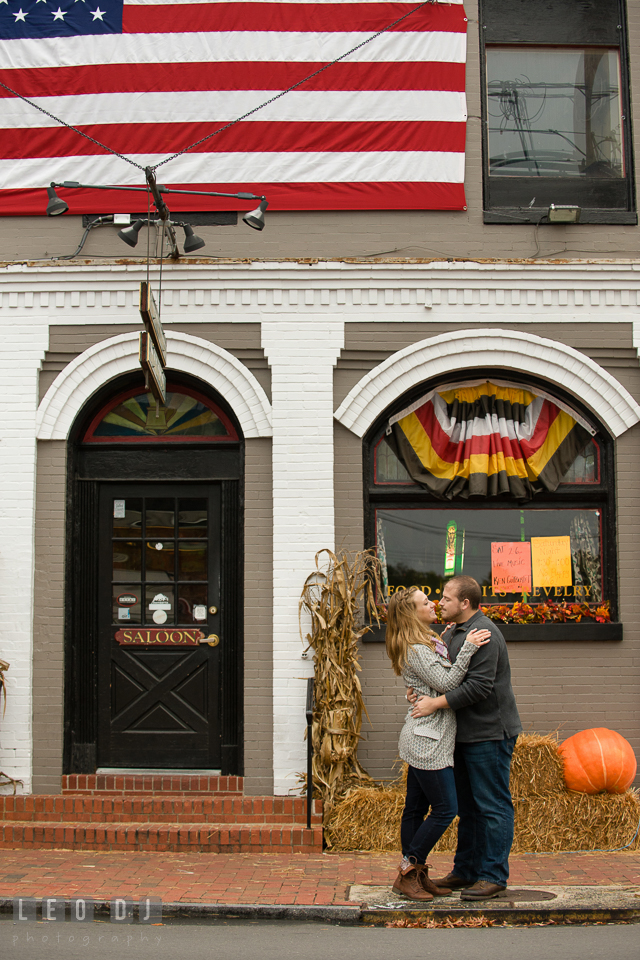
[
  {"xmin": 242, "ymin": 199, "xmax": 268, "ymax": 231},
  {"xmin": 182, "ymin": 224, "xmax": 206, "ymax": 253},
  {"xmin": 45, "ymin": 185, "xmax": 69, "ymax": 217},
  {"xmin": 117, "ymin": 219, "xmax": 146, "ymax": 247},
  {"xmin": 548, "ymin": 204, "xmax": 581, "ymax": 224}
]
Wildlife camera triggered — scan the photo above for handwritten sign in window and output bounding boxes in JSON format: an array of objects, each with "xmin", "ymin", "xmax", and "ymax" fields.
[
  {"xmin": 491, "ymin": 542, "xmax": 532, "ymax": 593},
  {"xmin": 531, "ymin": 536, "xmax": 573, "ymax": 588}
]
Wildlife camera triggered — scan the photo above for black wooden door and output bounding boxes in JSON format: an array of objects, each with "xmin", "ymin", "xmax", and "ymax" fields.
[{"xmin": 97, "ymin": 484, "xmax": 222, "ymax": 768}]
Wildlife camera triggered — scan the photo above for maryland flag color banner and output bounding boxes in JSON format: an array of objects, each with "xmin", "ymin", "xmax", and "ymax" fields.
[{"xmin": 385, "ymin": 381, "xmax": 595, "ymax": 500}]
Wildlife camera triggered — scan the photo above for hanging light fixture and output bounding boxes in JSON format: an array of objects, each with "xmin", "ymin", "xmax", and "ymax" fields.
[
  {"xmin": 182, "ymin": 224, "xmax": 205, "ymax": 253},
  {"xmin": 117, "ymin": 219, "xmax": 146, "ymax": 247},
  {"xmin": 242, "ymin": 199, "xmax": 268, "ymax": 231},
  {"xmin": 45, "ymin": 186, "xmax": 69, "ymax": 217}
]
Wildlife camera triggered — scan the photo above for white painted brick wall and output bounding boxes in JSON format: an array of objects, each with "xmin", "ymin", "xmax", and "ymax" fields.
[
  {"xmin": 262, "ymin": 319, "xmax": 344, "ymax": 795},
  {"xmin": 0, "ymin": 312, "xmax": 49, "ymax": 793}
]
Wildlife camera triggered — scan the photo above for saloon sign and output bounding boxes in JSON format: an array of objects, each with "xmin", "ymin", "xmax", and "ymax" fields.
[{"xmin": 115, "ymin": 628, "xmax": 205, "ymax": 646}]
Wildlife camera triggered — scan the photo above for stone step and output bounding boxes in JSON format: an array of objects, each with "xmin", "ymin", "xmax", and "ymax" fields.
[
  {"xmin": 0, "ymin": 820, "xmax": 323, "ymax": 854},
  {"xmin": 0, "ymin": 795, "xmax": 322, "ymax": 825},
  {"xmin": 62, "ymin": 774, "xmax": 243, "ymax": 795}
]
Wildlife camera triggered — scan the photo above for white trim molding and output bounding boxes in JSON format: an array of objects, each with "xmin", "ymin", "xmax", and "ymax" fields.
[
  {"xmin": 35, "ymin": 330, "xmax": 273, "ymax": 440},
  {"xmin": 334, "ymin": 328, "xmax": 640, "ymax": 438}
]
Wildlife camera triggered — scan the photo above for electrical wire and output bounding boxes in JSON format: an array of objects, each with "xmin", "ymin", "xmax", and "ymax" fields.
[{"xmin": 51, "ymin": 215, "xmax": 114, "ymax": 260}]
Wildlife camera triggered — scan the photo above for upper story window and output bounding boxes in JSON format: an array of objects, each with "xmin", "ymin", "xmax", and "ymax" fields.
[
  {"xmin": 83, "ymin": 386, "xmax": 238, "ymax": 443},
  {"xmin": 481, "ymin": 0, "xmax": 635, "ymax": 224}
]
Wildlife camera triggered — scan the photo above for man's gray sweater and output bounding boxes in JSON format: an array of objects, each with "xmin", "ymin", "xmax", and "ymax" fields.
[{"xmin": 444, "ymin": 610, "xmax": 522, "ymax": 742}]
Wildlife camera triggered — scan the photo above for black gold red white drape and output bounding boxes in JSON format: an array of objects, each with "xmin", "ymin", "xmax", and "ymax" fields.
[{"xmin": 385, "ymin": 381, "xmax": 594, "ymax": 500}]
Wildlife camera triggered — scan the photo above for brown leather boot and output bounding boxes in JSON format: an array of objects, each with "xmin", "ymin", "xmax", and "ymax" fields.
[
  {"xmin": 392, "ymin": 858, "xmax": 434, "ymax": 902},
  {"xmin": 417, "ymin": 863, "xmax": 452, "ymax": 897},
  {"xmin": 431, "ymin": 871, "xmax": 473, "ymax": 890}
]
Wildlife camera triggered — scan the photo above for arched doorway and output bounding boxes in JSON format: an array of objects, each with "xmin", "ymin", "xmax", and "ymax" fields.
[{"xmin": 64, "ymin": 373, "xmax": 244, "ymax": 774}]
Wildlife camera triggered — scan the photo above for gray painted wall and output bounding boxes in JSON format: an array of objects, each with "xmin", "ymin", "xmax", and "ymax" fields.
[{"xmin": 333, "ymin": 322, "xmax": 640, "ymax": 782}]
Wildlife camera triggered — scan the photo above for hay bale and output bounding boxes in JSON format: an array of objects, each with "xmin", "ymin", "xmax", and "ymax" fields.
[
  {"xmin": 510, "ymin": 733, "xmax": 565, "ymax": 797},
  {"xmin": 512, "ymin": 789, "xmax": 640, "ymax": 853},
  {"xmin": 326, "ymin": 733, "xmax": 640, "ymax": 853},
  {"xmin": 325, "ymin": 785, "xmax": 404, "ymax": 851}
]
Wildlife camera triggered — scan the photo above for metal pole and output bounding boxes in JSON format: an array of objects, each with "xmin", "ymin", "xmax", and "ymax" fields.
[{"xmin": 305, "ymin": 677, "xmax": 315, "ymax": 831}]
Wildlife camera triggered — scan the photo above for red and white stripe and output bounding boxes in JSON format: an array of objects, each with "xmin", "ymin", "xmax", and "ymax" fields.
[{"xmin": 0, "ymin": 1, "xmax": 467, "ymax": 214}]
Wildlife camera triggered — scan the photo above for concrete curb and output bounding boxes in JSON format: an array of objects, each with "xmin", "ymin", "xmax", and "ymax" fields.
[
  {"xmin": 0, "ymin": 899, "xmax": 362, "ymax": 924},
  {"xmin": 360, "ymin": 906, "xmax": 640, "ymax": 925},
  {"xmin": 1, "ymin": 898, "xmax": 639, "ymax": 925}
]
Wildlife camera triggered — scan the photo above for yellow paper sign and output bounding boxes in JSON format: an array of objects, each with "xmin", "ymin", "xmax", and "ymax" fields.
[
  {"xmin": 531, "ymin": 536, "xmax": 573, "ymax": 588},
  {"xmin": 491, "ymin": 542, "xmax": 532, "ymax": 593}
]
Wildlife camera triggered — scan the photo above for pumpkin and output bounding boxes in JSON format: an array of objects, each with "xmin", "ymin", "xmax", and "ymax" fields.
[{"xmin": 558, "ymin": 728, "xmax": 637, "ymax": 795}]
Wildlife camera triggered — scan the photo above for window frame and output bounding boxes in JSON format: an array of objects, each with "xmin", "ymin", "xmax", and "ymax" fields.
[
  {"xmin": 364, "ymin": 370, "xmax": 618, "ymax": 620},
  {"xmin": 479, "ymin": 0, "xmax": 636, "ymax": 225}
]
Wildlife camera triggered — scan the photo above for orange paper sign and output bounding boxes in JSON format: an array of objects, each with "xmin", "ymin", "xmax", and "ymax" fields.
[
  {"xmin": 531, "ymin": 536, "xmax": 573, "ymax": 588},
  {"xmin": 491, "ymin": 541, "xmax": 532, "ymax": 593}
]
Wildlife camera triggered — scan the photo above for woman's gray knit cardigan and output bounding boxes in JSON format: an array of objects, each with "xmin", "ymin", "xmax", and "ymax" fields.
[{"xmin": 398, "ymin": 640, "xmax": 476, "ymax": 771}]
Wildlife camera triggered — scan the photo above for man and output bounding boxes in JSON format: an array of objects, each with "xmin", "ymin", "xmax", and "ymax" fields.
[{"xmin": 409, "ymin": 575, "xmax": 522, "ymax": 900}]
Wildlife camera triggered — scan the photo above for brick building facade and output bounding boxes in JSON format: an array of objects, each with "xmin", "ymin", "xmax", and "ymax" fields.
[{"xmin": 1, "ymin": 0, "xmax": 639, "ymax": 796}]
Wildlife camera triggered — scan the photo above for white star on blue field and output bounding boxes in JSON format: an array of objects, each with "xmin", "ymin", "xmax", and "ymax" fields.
[{"xmin": 1, "ymin": 0, "xmax": 121, "ymax": 37}]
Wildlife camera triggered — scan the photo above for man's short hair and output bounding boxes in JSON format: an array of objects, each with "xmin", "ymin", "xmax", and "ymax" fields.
[{"xmin": 446, "ymin": 575, "xmax": 482, "ymax": 610}]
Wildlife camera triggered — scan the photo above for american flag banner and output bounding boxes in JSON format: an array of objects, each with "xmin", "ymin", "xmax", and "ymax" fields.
[{"xmin": 0, "ymin": 0, "xmax": 467, "ymax": 214}]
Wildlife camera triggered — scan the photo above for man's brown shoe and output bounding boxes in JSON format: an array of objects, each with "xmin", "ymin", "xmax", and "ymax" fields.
[
  {"xmin": 417, "ymin": 864, "xmax": 452, "ymax": 897},
  {"xmin": 431, "ymin": 872, "xmax": 474, "ymax": 890},
  {"xmin": 460, "ymin": 881, "xmax": 507, "ymax": 901},
  {"xmin": 392, "ymin": 859, "xmax": 434, "ymax": 902}
]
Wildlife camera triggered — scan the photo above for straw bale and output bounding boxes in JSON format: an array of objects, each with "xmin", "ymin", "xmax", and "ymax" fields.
[
  {"xmin": 512, "ymin": 789, "xmax": 640, "ymax": 853},
  {"xmin": 325, "ymin": 733, "xmax": 640, "ymax": 853},
  {"xmin": 510, "ymin": 733, "xmax": 565, "ymax": 797}
]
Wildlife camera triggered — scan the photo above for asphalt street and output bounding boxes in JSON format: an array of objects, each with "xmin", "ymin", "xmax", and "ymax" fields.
[{"xmin": 1, "ymin": 918, "xmax": 639, "ymax": 960}]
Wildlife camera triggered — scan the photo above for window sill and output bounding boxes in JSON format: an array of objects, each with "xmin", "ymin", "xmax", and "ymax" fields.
[
  {"xmin": 362, "ymin": 622, "xmax": 623, "ymax": 643},
  {"xmin": 483, "ymin": 208, "xmax": 637, "ymax": 226}
]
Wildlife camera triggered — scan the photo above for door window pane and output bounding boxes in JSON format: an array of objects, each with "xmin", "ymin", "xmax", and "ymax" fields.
[
  {"xmin": 178, "ymin": 584, "xmax": 208, "ymax": 624},
  {"xmin": 178, "ymin": 499, "xmax": 208, "ymax": 538},
  {"xmin": 178, "ymin": 542, "xmax": 207, "ymax": 581},
  {"xmin": 113, "ymin": 542, "xmax": 142, "ymax": 581},
  {"xmin": 145, "ymin": 584, "xmax": 175, "ymax": 625},
  {"xmin": 377, "ymin": 507, "xmax": 603, "ymax": 604},
  {"xmin": 113, "ymin": 498, "xmax": 142, "ymax": 538},
  {"xmin": 487, "ymin": 47, "xmax": 624, "ymax": 179},
  {"xmin": 112, "ymin": 586, "xmax": 142, "ymax": 624},
  {"xmin": 145, "ymin": 541, "xmax": 175, "ymax": 581},
  {"xmin": 145, "ymin": 499, "xmax": 175, "ymax": 538}
]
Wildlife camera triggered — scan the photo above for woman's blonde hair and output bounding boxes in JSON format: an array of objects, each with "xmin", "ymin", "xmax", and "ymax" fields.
[{"xmin": 385, "ymin": 587, "xmax": 439, "ymax": 676}]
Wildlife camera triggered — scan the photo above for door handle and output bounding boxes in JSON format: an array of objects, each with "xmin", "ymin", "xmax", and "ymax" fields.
[{"xmin": 199, "ymin": 634, "xmax": 220, "ymax": 647}]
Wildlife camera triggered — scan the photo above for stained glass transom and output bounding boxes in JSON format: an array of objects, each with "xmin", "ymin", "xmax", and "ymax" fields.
[{"xmin": 86, "ymin": 390, "xmax": 235, "ymax": 441}]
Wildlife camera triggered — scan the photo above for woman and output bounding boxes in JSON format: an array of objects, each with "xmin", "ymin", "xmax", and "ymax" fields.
[{"xmin": 386, "ymin": 587, "xmax": 491, "ymax": 902}]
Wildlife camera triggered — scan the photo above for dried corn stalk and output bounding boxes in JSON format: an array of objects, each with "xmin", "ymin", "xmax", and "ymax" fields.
[
  {"xmin": 299, "ymin": 548, "xmax": 382, "ymax": 821},
  {"xmin": 0, "ymin": 657, "xmax": 9, "ymax": 717}
]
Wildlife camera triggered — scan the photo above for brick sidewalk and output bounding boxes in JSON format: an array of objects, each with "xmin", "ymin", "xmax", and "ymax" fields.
[{"xmin": 1, "ymin": 850, "xmax": 639, "ymax": 906}]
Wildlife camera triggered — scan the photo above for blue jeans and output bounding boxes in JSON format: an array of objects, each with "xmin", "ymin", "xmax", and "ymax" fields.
[
  {"xmin": 401, "ymin": 765, "xmax": 458, "ymax": 864},
  {"xmin": 452, "ymin": 736, "xmax": 517, "ymax": 886}
]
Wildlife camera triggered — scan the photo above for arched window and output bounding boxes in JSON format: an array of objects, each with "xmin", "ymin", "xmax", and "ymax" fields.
[
  {"xmin": 366, "ymin": 377, "xmax": 615, "ymax": 618},
  {"xmin": 83, "ymin": 385, "xmax": 238, "ymax": 443}
]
